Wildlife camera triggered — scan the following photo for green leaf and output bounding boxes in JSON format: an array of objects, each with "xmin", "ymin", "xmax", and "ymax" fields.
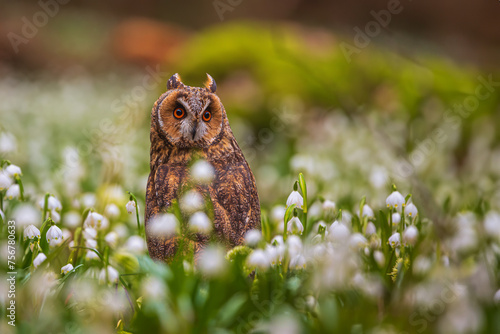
[
  {"xmin": 283, "ymin": 204, "xmax": 296, "ymax": 240},
  {"xmin": 298, "ymin": 173, "xmax": 308, "ymax": 213}
]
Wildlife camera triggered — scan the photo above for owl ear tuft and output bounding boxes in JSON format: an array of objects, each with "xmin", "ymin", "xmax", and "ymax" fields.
[
  {"xmin": 204, "ymin": 73, "xmax": 217, "ymax": 93},
  {"xmin": 167, "ymin": 73, "xmax": 184, "ymax": 90}
]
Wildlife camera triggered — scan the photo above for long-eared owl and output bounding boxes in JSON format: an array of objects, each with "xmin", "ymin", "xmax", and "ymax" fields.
[{"xmin": 145, "ymin": 73, "xmax": 261, "ymax": 261}]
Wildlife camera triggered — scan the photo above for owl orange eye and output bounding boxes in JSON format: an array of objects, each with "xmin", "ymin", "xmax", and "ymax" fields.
[
  {"xmin": 173, "ymin": 107, "xmax": 185, "ymax": 119},
  {"xmin": 202, "ymin": 110, "xmax": 212, "ymax": 122}
]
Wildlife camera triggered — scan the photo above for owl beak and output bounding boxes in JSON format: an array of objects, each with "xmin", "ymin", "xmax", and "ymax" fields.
[{"xmin": 191, "ymin": 122, "xmax": 198, "ymax": 140}]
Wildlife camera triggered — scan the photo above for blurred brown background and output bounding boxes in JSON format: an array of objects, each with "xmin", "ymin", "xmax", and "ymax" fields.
[{"xmin": 1, "ymin": 0, "xmax": 499, "ymax": 73}]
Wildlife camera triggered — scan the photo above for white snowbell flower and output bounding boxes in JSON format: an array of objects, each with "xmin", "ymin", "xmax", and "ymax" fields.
[
  {"xmin": 61, "ymin": 263, "xmax": 74, "ymax": 275},
  {"xmin": 287, "ymin": 216, "xmax": 304, "ymax": 235},
  {"xmin": 180, "ymin": 190, "xmax": 204, "ymax": 214},
  {"xmin": 266, "ymin": 244, "xmax": 284, "ymax": 265},
  {"xmin": 244, "ymin": 229, "xmax": 262, "ymax": 247},
  {"xmin": 286, "ymin": 190, "xmax": 303, "ymax": 209},
  {"xmin": 365, "ymin": 222, "xmax": 376, "ymax": 236},
  {"xmin": 0, "ymin": 171, "xmax": 13, "ymax": 190},
  {"xmin": 247, "ymin": 249, "xmax": 270, "ymax": 269},
  {"xmin": 0, "ymin": 132, "xmax": 17, "ymax": 153},
  {"xmin": 494, "ymin": 289, "xmax": 500, "ymax": 305},
  {"xmin": 105, "ymin": 231, "xmax": 119, "ymax": 248},
  {"xmin": 81, "ymin": 193, "xmax": 96, "ymax": 208},
  {"xmin": 386, "ymin": 191, "xmax": 405, "ymax": 210},
  {"xmin": 403, "ymin": 225, "xmax": 418, "ymax": 246},
  {"xmin": 24, "ymin": 225, "xmax": 41, "ymax": 241},
  {"xmin": 5, "ymin": 164, "xmax": 22, "ymax": 178},
  {"xmin": 62, "ymin": 228, "xmax": 72, "ymax": 240},
  {"xmin": 289, "ymin": 254, "xmax": 307, "ymax": 269},
  {"xmin": 105, "ymin": 203, "xmax": 121, "ymax": 219},
  {"xmin": 33, "ymin": 253, "xmax": 47, "ymax": 268},
  {"xmin": 349, "ymin": 233, "xmax": 368, "ymax": 250},
  {"xmin": 85, "ymin": 250, "xmax": 99, "ymax": 261},
  {"xmin": 322, "ymin": 200, "xmax": 336, "ymax": 213},
  {"xmin": 191, "ymin": 160, "xmax": 215, "ymax": 184},
  {"xmin": 51, "ymin": 210, "xmax": 61, "ymax": 224},
  {"xmin": 392, "ymin": 212, "xmax": 401, "ymax": 225},
  {"xmin": 5, "ymin": 184, "xmax": 20, "ymax": 200},
  {"xmin": 84, "ymin": 212, "xmax": 105, "ymax": 229},
  {"xmin": 149, "ymin": 213, "xmax": 179, "ymax": 237},
  {"xmin": 12, "ymin": 204, "xmax": 39, "ymax": 227},
  {"xmin": 188, "ymin": 211, "xmax": 212, "ymax": 234},
  {"xmin": 124, "ymin": 236, "xmax": 147, "ymax": 254},
  {"xmin": 99, "ymin": 266, "xmax": 119, "ymax": 284},
  {"xmin": 271, "ymin": 235, "xmax": 284, "ymax": 246},
  {"xmin": 39, "ymin": 195, "xmax": 62, "ymax": 212},
  {"xmin": 373, "ymin": 250, "xmax": 385, "ymax": 267},
  {"xmin": 362, "ymin": 204, "xmax": 374, "ymax": 218},
  {"xmin": 287, "ymin": 235, "xmax": 303, "ymax": 258},
  {"xmin": 197, "ymin": 246, "xmax": 227, "ymax": 277},
  {"xmin": 46, "ymin": 225, "xmax": 63, "ymax": 244},
  {"xmin": 271, "ymin": 205, "xmax": 286, "ymax": 222},
  {"xmin": 388, "ymin": 232, "xmax": 401, "ymax": 248},
  {"xmin": 0, "ymin": 208, "xmax": 4, "ymax": 221},
  {"xmin": 405, "ymin": 203, "xmax": 418, "ymax": 218},
  {"xmin": 484, "ymin": 211, "xmax": 500, "ymax": 239},
  {"xmin": 125, "ymin": 201, "xmax": 136, "ymax": 214},
  {"xmin": 83, "ymin": 227, "xmax": 97, "ymax": 240},
  {"xmin": 85, "ymin": 239, "xmax": 97, "ymax": 249},
  {"xmin": 64, "ymin": 211, "xmax": 81, "ymax": 229},
  {"xmin": 328, "ymin": 221, "xmax": 350, "ymax": 243}
]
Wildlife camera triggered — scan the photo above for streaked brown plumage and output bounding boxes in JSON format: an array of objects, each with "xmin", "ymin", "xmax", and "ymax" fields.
[{"xmin": 145, "ymin": 73, "xmax": 261, "ymax": 261}]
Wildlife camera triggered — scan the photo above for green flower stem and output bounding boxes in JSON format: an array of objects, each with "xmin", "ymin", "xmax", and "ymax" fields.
[
  {"xmin": 15, "ymin": 175, "xmax": 24, "ymax": 201},
  {"xmin": 42, "ymin": 193, "xmax": 50, "ymax": 222},
  {"xmin": 298, "ymin": 173, "xmax": 308, "ymax": 232},
  {"xmin": 127, "ymin": 191, "xmax": 142, "ymax": 237}
]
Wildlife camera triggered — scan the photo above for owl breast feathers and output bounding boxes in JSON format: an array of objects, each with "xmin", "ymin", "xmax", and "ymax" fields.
[{"xmin": 145, "ymin": 73, "xmax": 261, "ymax": 261}]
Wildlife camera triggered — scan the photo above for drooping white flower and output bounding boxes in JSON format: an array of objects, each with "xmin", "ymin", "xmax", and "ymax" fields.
[
  {"xmin": 289, "ymin": 254, "xmax": 306, "ymax": 269},
  {"xmin": 84, "ymin": 212, "xmax": 105, "ymax": 229},
  {"xmin": 99, "ymin": 266, "xmax": 119, "ymax": 284},
  {"xmin": 12, "ymin": 204, "xmax": 39, "ymax": 227},
  {"xmin": 51, "ymin": 210, "xmax": 61, "ymax": 223},
  {"xmin": 105, "ymin": 231, "xmax": 119, "ymax": 248},
  {"xmin": 322, "ymin": 200, "xmax": 336, "ymax": 212},
  {"xmin": 46, "ymin": 225, "xmax": 63, "ymax": 244},
  {"xmin": 373, "ymin": 250, "xmax": 385, "ymax": 267},
  {"xmin": 85, "ymin": 239, "xmax": 98, "ymax": 249},
  {"xmin": 328, "ymin": 221, "xmax": 350, "ymax": 243},
  {"xmin": 365, "ymin": 222, "xmax": 376, "ymax": 236},
  {"xmin": 179, "ymin": 190, "xmax": 204, "ymax": 214},
  {"xmin": 286, "ymin": 235, "xmax": 303, "ymax": 258},
  {"xmin": 0, "ymin": 171, "xmax": 13, "ymax": 190},
  {"xmin": 484, "ymin": 211, "xmax": 500, "ymax": 239},
  {"xmin": 39, "ymin": 195, "xmax": 62, "ymax": 212},
  {"xmin": 64, "ymin": 211, "xmax": 81, "ymax": 229},
  {"xmin": 386, "ymin": 191, "xmax": 405, "ymax": 210},
  {"xmin": 0, "ymin": 208, "xmax": 4, "ymax": 221},
  {"xmin": 388, "ymin": 232, "xmax": 401, "ymax": 248},
  {"xmin": 244, "ymin": 229, "xmax": 262, "ymax": 246},
  {"xmin": 406, "ymin": 203, "xmax": 418, "ymax": 217},
  {"xmin": 24, "ymin": 224, "xmax": 41, "ymax": 241},
  {"xmin": 5, "ymin": 184, "xmax": 20, "ymax": 200},
  {"xmin": 83, "ymin": 227, "xmax": 97, "ymax": 240},
  {"xmin": 403, "ymin": 225, "xmax": 418, "ymax": 246},
  {"xmin": 349, "ymin": 233, "xmax": 368, "ymax": 250},
  {"xmin": 197, "ymin": 246, "xmax": 227, "ymax": 277},
  {"xmin": 247, "ymin": 249, "xmax": 270, "ymax": 269},
  {"xmin": 286, "ymin": 191, "xmax": 303, "ymax": 209},
  {"xmin": 124, "ymin": 236, "xmax": 147, "ymax": 255},
  {"xmin": 0, "ymin": 132, "xmax": 17, "ymax": 154},
  {"xmin": 392, "ymin": 212, "xmax": 401, "ymax": 224},
  {"xmin": 125, "ymin": 201, "xmax": 136, "ymax": 214},
  {"xmin": 81, "ymin": 193, "xmax": 96, "ymax": 208},
  {"xmin": 191, "ymin": 160, "xmax": 215, "ymax": 184},
  {"xmin": 61, "ymin": 263, "xmax": 74, "ymax": 275},
  {"xmin": 105, "ymin": 203, "xmax": 121, "ymax": 219},
  {"xmin": 85, "ymin": 250, "xmax": 99, "ymax": 261},
  {"xmin": 5, "ymin": 164, "xmax": 22, "ymax": 178},
  {"xmin": 188, "ymin": 212, "xmax": 212, "ymax": 234},
  {"xmin": 270, "ymin": 205, "xmax": 286, "ymax": 222},
  {"xmin": 287, "ymin": 216, "xmax": 304, "ymax": 235},
  {"xmin": 362, "ymin": 204, "xmax": 374, "ymax": 218},
  {"xmin": 33, "ymin": 253, "xmax": 47, "ymax": 268},
  {"xmin": 266, "ymin": 244, "xmax": 285, "ymax": 265},
  {"xmin": 149, "ymin": 213, "xmax": 179, "ymax": 237}
]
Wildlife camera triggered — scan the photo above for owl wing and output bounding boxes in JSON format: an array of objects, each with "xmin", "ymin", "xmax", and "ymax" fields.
[
  {"xmin": 209, "ymin": 160, "xmax": 261, "ymax": 246},
  {"xmin": 145, "ymin": 163, "xmax": 186, "ymax": 260}
]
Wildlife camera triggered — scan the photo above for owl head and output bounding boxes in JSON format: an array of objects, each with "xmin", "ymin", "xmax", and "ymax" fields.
[{"xmin": 153, "ymin": 73, "xmax": 227, "ymax": 149}]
